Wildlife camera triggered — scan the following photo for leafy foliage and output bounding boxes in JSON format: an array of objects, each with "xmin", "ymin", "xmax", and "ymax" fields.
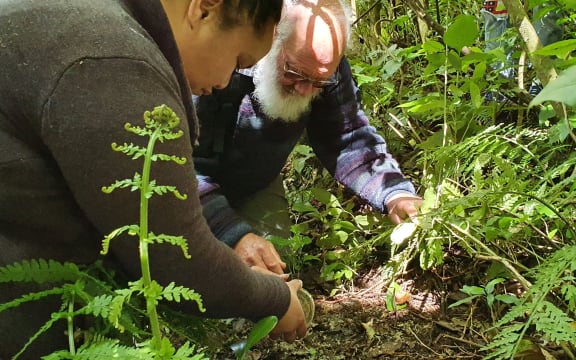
[
  {"xmin": 481, "ymin": 245, "xmax": 576, "ymax": 359},
  {"xmin": 0, "ymin": 106, "xmax": 208, "ymax": 359},
  {"xmin": 0, "ymin": 259, "xmax": 82, "ymax": 284},
  {"xmin": 284, "ymin": 0, "xmax": 575, "ymax": 356}
]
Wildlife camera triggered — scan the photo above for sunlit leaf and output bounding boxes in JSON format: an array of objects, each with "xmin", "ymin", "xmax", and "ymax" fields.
[
  {"xmin": 444, "ymin": 15, "xmax": 479, "ymax": 51},
  {"xmin": 533, "ymin": 39, "xmax": 576, "ymax": 59},
  {"xmin": 530, "ymin": 66, "xmax": 576, "ymax": 107}
]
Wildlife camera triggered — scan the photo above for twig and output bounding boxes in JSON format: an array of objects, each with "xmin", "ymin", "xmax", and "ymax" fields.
[
  {"xmin": 408, "ymin": 326, "xmax": 443, "ymax": 356},
  {"xmin": 439, "ymin": 333, "xmax": 483, "ymax": 348}
]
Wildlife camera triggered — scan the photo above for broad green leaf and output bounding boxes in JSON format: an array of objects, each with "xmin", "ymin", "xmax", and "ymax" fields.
[
  {"xmin": 447, "ymin": 50, "xmax": 462, "ymax": 69},
  {"xmin": 469, "ymin": 80, "xmax": 482, "ymax": 108},
  {"xmin": 461, "ymin": 285, "xmax": 485, "ymax": 296},
  {"xmin": 448, "ymin": 294, "xmax": 480, "ymax": 308},
  {"xmin": 485, "ymin": 278, "xmax": 506, "ymax": 294},
  {"xmin": 354, "ymin": 73, "xmax": 379, "ymax": 87},
  {"xmin": 472, "ymin": 61, "xmax": 487, "ymax": 80},
  {"xmin": 354, "ymin": 215, "xmax": 369, "ymax": 227},
  {"xmin": 233, "ymin": 316, "xmax": 278, "ymax": 359},
  {"xmin": 495, "ymin": 294, "xmax": 520, "ymax": 305},
  {"xmin": 334, "ymin": 220, "xmax": 356, "ymax": 231},
  {"xmin": 311, "ymin": 187, "xmax": 339, "ymax": 207},
  {"xmin": 422, "ymin": 40, "xmax": 445, "ymax": 54},
  {"xmin": 333, "ymin": 230, "xmax": 349, "ymax": 243},
  {"xmin": 244, "ymin": 316, "xmax": 278, "ymax": 355},
  {"xmin": 530, "ymin": 66, "xmax": 576, "ymax": 107},
  {"xmin": 291, "ymin": 201, "xmax": 318, "ymax": 214},
  {"xmin": 533, "ymin": 39, "xmax": 576, "ymax": 59},
  {"xmin": 444, "ymin": 15, "xmax": 479, "ymax": 51}
]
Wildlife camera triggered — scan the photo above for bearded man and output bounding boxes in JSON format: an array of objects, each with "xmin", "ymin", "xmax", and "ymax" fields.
[{"xmin": 193, "ymin": 0, "xmax": 422, "ymax": 274}]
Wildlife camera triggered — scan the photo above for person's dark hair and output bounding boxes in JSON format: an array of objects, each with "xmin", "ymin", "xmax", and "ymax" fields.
[{"xmin": 219, "ymin": 0, "xmax": 283, "ymax": 34}]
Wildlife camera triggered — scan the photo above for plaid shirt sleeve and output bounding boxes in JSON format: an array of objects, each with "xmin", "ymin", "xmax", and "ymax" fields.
[{"xmin": 307, "ymin": 58, "xmax": 416, "ymax": 213}]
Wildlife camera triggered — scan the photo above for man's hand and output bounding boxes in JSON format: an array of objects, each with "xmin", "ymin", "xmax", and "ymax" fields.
[
  {"xmin": 270, "ymin": 279, "xmax": 307, "ymax": 342},
  {"xmin": 386, "ymin": 195, "xmax": 423, "ymax": 224},
  {"xmin": 234, "ymin": 233, "xmax": 286, "ymax": 275}
]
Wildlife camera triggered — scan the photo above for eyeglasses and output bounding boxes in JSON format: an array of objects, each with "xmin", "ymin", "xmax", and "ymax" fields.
[{"xmin": 282, "ymin": 49, "xmax": 339, "ymax": 88}]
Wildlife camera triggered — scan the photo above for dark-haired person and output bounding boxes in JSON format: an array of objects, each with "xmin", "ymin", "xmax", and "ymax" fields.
[
  {"xmin": 194, "ymin": 0, "xmax": 422, "ymax": 274},
  {"xmin": 0, "ymin": 0, "xmax": 307, "ymax": 357}
]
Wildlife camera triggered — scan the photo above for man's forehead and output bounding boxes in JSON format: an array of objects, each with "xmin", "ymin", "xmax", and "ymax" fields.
[{"xmin": 287, "ymin": 4, "xmax": 345, "ymax": 62}]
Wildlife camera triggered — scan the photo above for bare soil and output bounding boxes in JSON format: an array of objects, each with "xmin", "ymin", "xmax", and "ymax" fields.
[{"xmin": 209, "ymin": 265, "xmax": 492, "ymax": 360}]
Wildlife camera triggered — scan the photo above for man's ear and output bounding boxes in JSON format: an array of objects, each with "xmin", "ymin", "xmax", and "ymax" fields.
[{"xmin": 187, "ymin": 0, "xmax": 223, "ymax": 22}]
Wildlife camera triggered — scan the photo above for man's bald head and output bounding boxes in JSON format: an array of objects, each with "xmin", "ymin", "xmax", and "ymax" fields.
[
  {"xmin": 252, "ymin": 0, "xmax": 351, "ymax": 121},
  {"xmin": 277, "ymin": 0, "xmax": 351, "ymax": 70}
]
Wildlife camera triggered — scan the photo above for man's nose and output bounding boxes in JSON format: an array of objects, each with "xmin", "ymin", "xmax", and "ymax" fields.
[{"xmin": 293, "ymin": 81, "xmax": 320, "ymax": 97}]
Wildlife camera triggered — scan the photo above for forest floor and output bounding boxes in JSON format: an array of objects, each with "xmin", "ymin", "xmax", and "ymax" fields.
[{"xmin": 207, "ymin": 259, "xmax": 495, "ymax": 360}]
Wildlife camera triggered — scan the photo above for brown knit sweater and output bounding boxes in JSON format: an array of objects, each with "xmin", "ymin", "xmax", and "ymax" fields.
[{"xmin": 0, "ymin": 0, "xmax": 289, "ymax": 357}]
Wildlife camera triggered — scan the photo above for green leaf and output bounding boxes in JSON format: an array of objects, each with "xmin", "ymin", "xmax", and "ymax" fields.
[
  {"xmin": 448, "ymin": 294, "xmax": 480, "ymax": 308},
  {"xmin": 311, "ymin": 187, "xmax": 339, "ymax": 207},
  {"xmin": 485, "ymin": 278, "xmax": 506, "ymax": 294},
  {"xmin": 422, "ymin": 40, "xmax": 445, "ymax": 54},
  {"xmin": 354, "ymin": 215, "xmax": 369, "ymax": 227},
  {"xmin": 461, "ymin": 285, "xmax": 485, "ymax": 296},
  {"xmin": 494, "ymin": 294, "xmax": 519, "ymax": 305},
  {"xmin": 354, "ymin": 73, "xmax": 379, "ymax": 87},
  {"xmin": 469, "ymin": 80, "xmax": 482, "ymax": 108},
  {"xmin": 530, "ymin": 66, "xmax": 576, "ymax": 107},
  {"xmin": 443, "ymin": 15, "xmax": 478, "ymax": 51},
  {"xmin": 236, "ymin": 316, "xmax": 278, "ymax": 359},
  {"xmin": 532, "ymin": 39, "xmax": 576, "ymax": 59}
]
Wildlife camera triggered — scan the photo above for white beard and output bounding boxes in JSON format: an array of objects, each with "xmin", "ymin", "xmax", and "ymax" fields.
[{"xmin": 253, "ymin": 43, "xmax": 318, "ymax": 122}]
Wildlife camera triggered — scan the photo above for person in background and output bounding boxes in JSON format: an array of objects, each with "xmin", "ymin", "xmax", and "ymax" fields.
[
  {"xmin": 194, "ymin": 0, "xmax": 423, "ymax": 275},
  {"xmin": 481, "ymin": 0, "xmax": 564, "ymax": 95},
  {"xmin": 0, "ymin": 0, "xmax": 307, "ymax": 358}
]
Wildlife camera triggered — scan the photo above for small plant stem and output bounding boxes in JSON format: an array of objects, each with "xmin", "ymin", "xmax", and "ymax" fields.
[
  {"xmin": 441, "ymin": 220, "xmax": 532, "ymax": 290},
  {"xmin": 139, "ymin": 129, "xmax": 163, "ymax": 347},
  {"xmin": 67, "ymin": 297, "xmax": 76, "ymax": 355}
]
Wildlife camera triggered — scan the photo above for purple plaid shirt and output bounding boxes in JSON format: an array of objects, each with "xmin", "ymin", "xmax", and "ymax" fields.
[{"xmin": 194, "ymin": 58, "xmax": 416, "ymax": 246}]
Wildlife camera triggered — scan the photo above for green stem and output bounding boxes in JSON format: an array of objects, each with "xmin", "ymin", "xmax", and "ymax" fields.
[
  {"xmin": 140, "ymin": 129, "xmax": 162, "ymax": 347},
  {"xmin": 67, "ymin": 297, "xmax": 76, "ymax": 355}
]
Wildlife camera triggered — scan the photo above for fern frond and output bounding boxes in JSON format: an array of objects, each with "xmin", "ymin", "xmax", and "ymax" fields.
[
  {"xmin": 82, "ymin": 294, "xmax": 114, "ymax": 318},
  {"xmin": 531, "ymin": 301, "xmax": 576, "ymax": 345},
  {"xmin": 151, "ymin": 153, "xmax": 187, "ymax": 165},
  {"xmin": 172, "ymin": 341, "xmax": 209, "ymax": 360},
  {"xmin": 560, "ymin": 280, "xmax": 576, "ymax": 311},
  {"xmin": 482, "ymin": 245, "xmax": 576, "ymax": 358},
  {"xmin": 162, "ymin": 282, "xmax": 205, "ymax": 312},
  {"xmin": 0, "ymin": 286, "xmax": 67, "ymax": 313},
  {"xmin": 147, "ymin": 233, "xmax": 191, "ymax": 259},
  {"xmin": 110, "ymin": 142, "xmax": 147, "ymax": 160},
  {"xmin": 108, "ymin": 288, "xmax": 136, "ymax": 332},
  {"xmin": 124, "ymin": 122, "xmax": 154, "ymax": 138},
  {"xmin": 481, "ymin": 322, "xmax": 525, "ymax": 359},
  {"xmin": 150, "ymin": 184, "xmax": 188, "ymax": 200},
  {"xmin": 101, "ymin": 176, "xmax": 141, "ymax": 194},
  {"xmin": 44, "ymin": 338, "xmax": 154, "ymax": 360},
  {"xmin": 100, "ymin": 225, "xmax": 139, "ymax": 255},
  {"xmin": 0, "ymin": 259, "xmax": 82, "ymax": 284}
]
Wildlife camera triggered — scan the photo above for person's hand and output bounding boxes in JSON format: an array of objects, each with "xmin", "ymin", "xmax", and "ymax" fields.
[
  {"xmin": 234, "ymin": 233, "xmax": 286, "ymax": 275},
  {"xmin": 386, "ymin": 195, "xmax": 423, "ymax": 224},
  {"xmin": 251, "ymin": 265, "xmax": 290, "ymax": 281},
  {"xmin": 270, "ymin": 279, "xmax": 307, "ymax": 342}
]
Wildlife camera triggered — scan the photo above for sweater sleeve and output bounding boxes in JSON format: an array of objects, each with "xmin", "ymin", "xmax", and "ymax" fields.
[
  {"xmin": 41, "ymin": 58, "xmax": 290, "ymax": 320},
  {"xmin": 197, "ymin": 175, "xmax": 253, "ymax": 247},
  {"xmin": 307, "ymin": 58, "xmax": 416, "ymax": 213}
]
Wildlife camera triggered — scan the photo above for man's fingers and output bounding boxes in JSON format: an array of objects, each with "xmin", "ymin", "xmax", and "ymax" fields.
[
  {"xmin": 251, "ymin": 265, "xmax": 289, "ymax": 280},
  {"xmin": 263, "ymin": 251, "xmax": 286, "ymax": 274}
]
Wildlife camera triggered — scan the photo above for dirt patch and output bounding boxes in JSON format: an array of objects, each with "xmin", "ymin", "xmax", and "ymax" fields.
[{"xmin": 210, "ymin": 267, "xmax": 490, "ymax": 359}]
